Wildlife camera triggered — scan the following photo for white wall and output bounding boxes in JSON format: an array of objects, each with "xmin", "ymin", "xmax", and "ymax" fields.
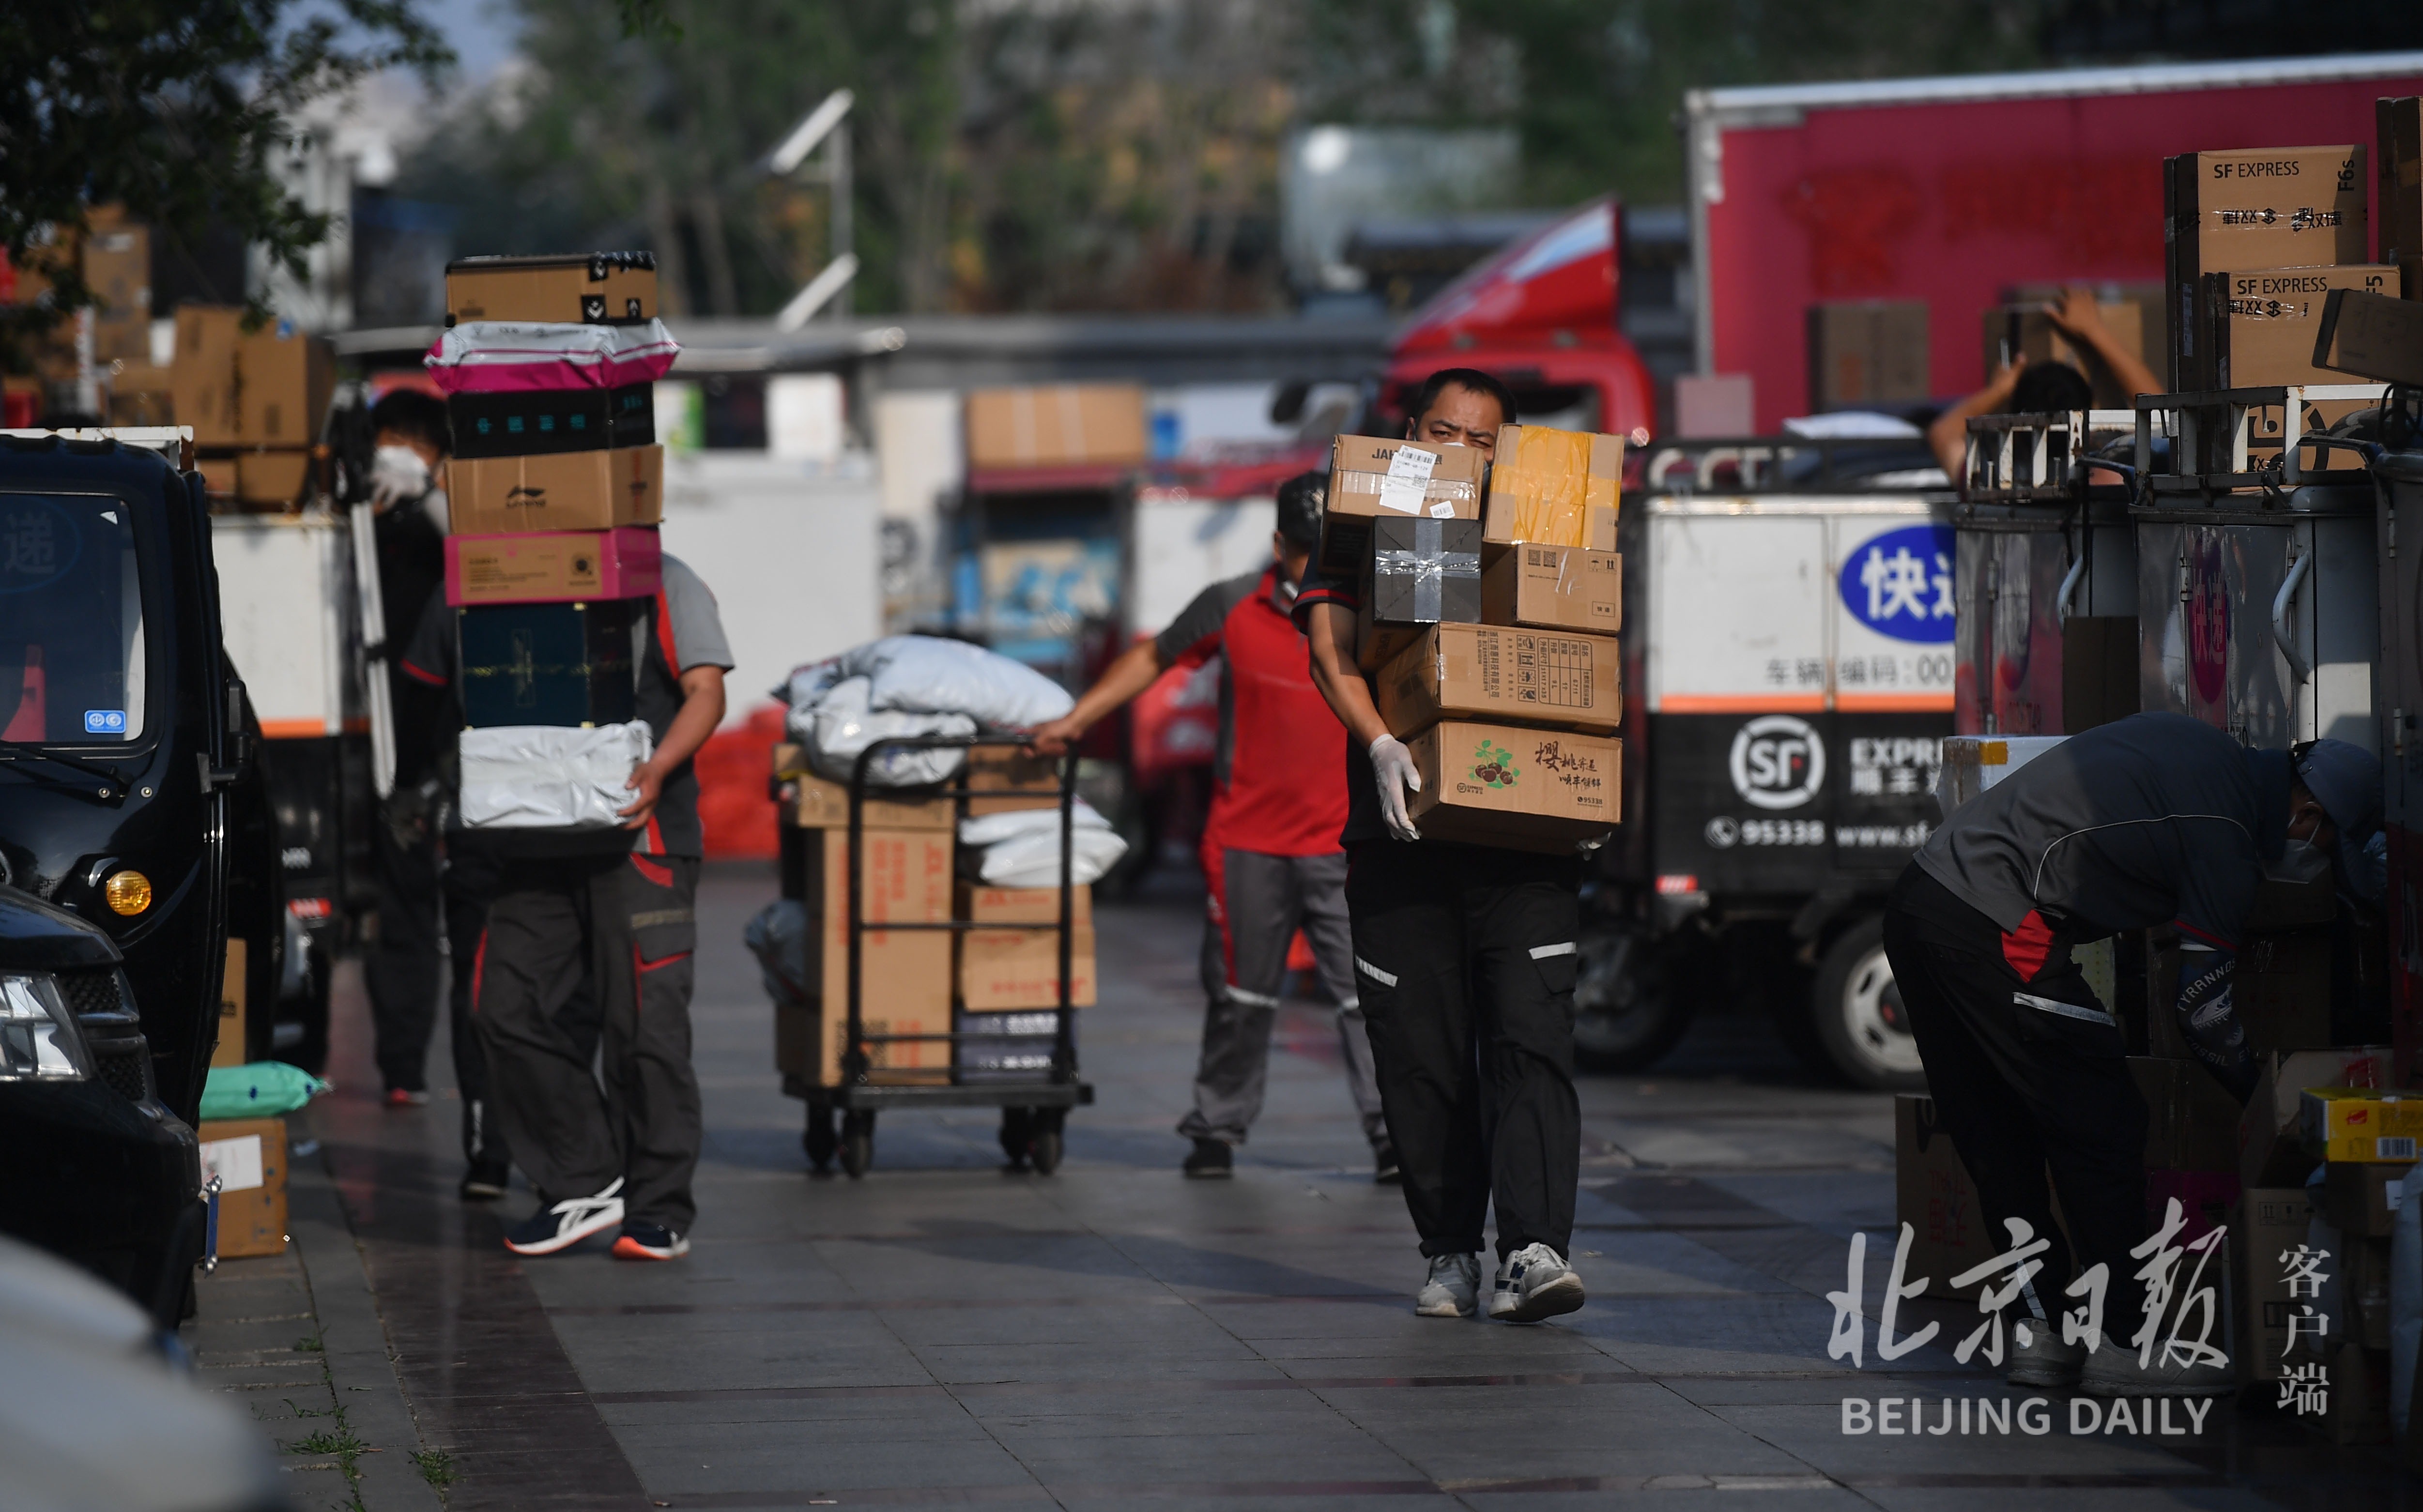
[{"xmin": 660, "ymin": 453, "xmax": 882, "ymax": 721}]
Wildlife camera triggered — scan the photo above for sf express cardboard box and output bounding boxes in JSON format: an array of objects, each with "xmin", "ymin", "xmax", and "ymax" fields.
[
  {"xmin": 771, "ymin": 744, "xmax": 955, "ymax": 831},
  {"xmin": 237, "ymin": 321, "xmax": 334, "ymax": 448},
  {"xmin": 445, "ymin": 252, "xmax": 658, "ymax": 325},
  {"xmin": 1807, "ymin": 300, "xmax": 1931, "ymax": 411},
  {"xmin": 1480, "ymin": 544, "xmax": 1621, "ymax": 636},
  {"xmin": 170, "ymin": 305, "xmax": 244, "ymax": 447},
  {"xmin": 197, "ymin": 1116, "xmax": 288, "ymax": 1258},
  {"xmin": 1402, "ymin": 719, "xmax": 1619, "ymax": 852},
  {"xmin": 2240, "ymin": 1044, "xmax": 2392, "ymax": 1188},
  {"xmin": 2165, "ymin": 145, "xmax": 2367, "ymax": 388},
  {"xmin": 956, "ymin": 883, "xmax": 1097, "ymax": 1011},
  {"xmin": 963, "ymin": 384, "xmax": 1149, "ymax": 471},
  {"xmin": 772, "ymin": 827, "xmax": 953, "ymax": 1088},
  {"xmin": 2315, "ymin": 287, "xmax": 2423, "ymax": 388},
  {"xmin": 1483, "ymin": 425, "xmax": 1621, "ymax": 554},
  {"xmin": 2204, "ymin": 263, "xmax": 2395, "ymax": 399},
  {"xmin": 1319, "ymin": 435, "xmax": 1486, "ymax": 576},
  {"xmin": 447, "ymin": 445, "xmax": 665, "ymax": 535},
  {"xmin": 1377, "ymin": 624, "xmax": 1623, "ymax": 737},
  {"xmin": 444, "ymin": 526, "xmax": 661, "ymax": 607}
]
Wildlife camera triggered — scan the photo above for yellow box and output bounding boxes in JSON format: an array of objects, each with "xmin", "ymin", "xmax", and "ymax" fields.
[
  {"xmin": 2300, "ymin": 1087, "xmax": 2423, "ymax": 1163},
  {"xmin": 1482, "ymin": 424, "xmax": 1622, "ymax": 551}
]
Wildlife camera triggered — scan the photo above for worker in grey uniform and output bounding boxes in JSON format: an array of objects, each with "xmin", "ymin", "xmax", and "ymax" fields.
[{"xmin": 1883, "ymin": 712, "xmax": 2381, "ymax": 1396}]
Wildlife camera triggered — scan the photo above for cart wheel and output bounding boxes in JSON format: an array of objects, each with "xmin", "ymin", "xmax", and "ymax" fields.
[
  {"xmin": 802, "ymin": 1099, "xmax": 838, "ymax": 1172},
  {"xmin": 840, "ymin": 1111, "xmax": 875, "ymax": 1179},
  {"xmin": 1027, "ymin": 1124, "xmax": 1063, "ymax": 1176},
  {"xmin": 998, "ymin": 1108, "xmax": 1034, "ymax": 1169}
]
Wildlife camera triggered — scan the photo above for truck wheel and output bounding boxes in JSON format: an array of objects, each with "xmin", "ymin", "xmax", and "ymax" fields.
[
  {"xmin": 1810, "ymin": 916, "xmax": 1926, "ymax": 1091},
  {"xmin": 1571, "ymin": 923, "xmax": 1694, "ymax": 1073}
]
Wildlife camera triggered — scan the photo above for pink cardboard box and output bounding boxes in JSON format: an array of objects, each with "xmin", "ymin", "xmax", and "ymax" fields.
[{"xmin": 444, "ymin": 526, "xmax": 661, "ymax": 607}]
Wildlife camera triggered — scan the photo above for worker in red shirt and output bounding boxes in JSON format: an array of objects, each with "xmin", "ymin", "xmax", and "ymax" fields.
[{"xmin": 1029, "ymin": 472, "xmax": 1392, "ymax": 1181}]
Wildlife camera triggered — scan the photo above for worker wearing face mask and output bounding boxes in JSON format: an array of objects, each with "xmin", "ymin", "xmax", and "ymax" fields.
[{"xmin": 1883, "ymin": 713, "xmax": 2381, "ymax": 1400}]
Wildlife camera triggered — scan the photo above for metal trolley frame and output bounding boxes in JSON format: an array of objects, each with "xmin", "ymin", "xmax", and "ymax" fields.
[{"xmin": 805, "ymin": 733, "xmax": 1095, "ymax": 1178}]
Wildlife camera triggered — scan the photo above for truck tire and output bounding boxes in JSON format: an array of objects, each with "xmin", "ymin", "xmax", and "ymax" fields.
[
  {"xmin": 1571, "ymin": 923, "xmax": 1694, "ymax": 1073},
  {"xmin": 1810, "ymin": 916, "xmax": 1926, "ymax": 1091}
]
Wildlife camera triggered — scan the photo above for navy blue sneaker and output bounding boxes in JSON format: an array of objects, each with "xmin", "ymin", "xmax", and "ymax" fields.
[{"xmin": 502, "ymin": 1178, "xmax": 624, "ymax": 1255}]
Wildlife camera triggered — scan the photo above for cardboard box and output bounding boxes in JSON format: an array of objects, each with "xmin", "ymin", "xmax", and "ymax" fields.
[
  {"xmin": 1480, "ymin": 544, "xmax": 1621, "ymax": 635},
  {"xmin": 2130, "ymin": 1055, "xmax": 2243, "ymax": 1173},
  {"xmin": 770, "ymin": 744, "xmax": 955, "ymax": 831},
  {"xmin": 2236, "ymin": 927, "xmax": 2333, "ymax": 1052},
  {"xmin": 236, "ymin": 322, "xmax": 333, "ymax": 448},
  {"xmin": 106, "ymin": 361, "xmax": 174, "ymax": 428},
  {"xmin": 444, "ymin": 526, "xmax": 661, "ymax": 607},
  {"xmin": 790, "ymin": 827, "xmax": 954, "ymax": 1086},
  {"xmin": 1807, "ymin": 300, "xmax": 1931, "ymax": 410},
  {"xmin": 1895, "ymin": 1093, "xmax": 2001, "ymax": 1299},
  {"xmin": 196, "ymin": 455, "xmax": 236, "ymax": 500},
  {"xmin": 455, "ymin": 598, "xmax": 641, "ymax": 728},
  {"xmin": 1403, "ymin": 719, "xmax": 1619, "ymax": 852},
  {"xmin": 2207, "ymin": 264, "xmax": 2396, "ymax": 390},
  {"xmin": 2301, "ymin": 1087, "xmax": 2423, "ymax": 1163},
  {"xmin": 2165, "ymin": 146, "xmax": 2367, "ymax": 388},
  {"xmin": 1354, "ymin": 599, "xmax": 1427, "ymax": 675},
  {"xmin": 234, "ymin": 448, "xmax": 313, "ymax": 508},
  {"xmin": 963, "ymin": 384, "xmax": 1149, "ymax": 471},
  {"xmin": 2233, "ymin": 1185, "xmax": 2319, "ymax": 1382},
  {"xmin": 965, "ymin": 746, "xmax": 1063, "ymax": 817},
  {"xmin": 2381, "ymin": 97, "xmax": 2422, "ymax": 265},
  {"xmin": 211, "ymin": 938, "xmax": 247, "ymax": 1070},
  {"xmin": 1979, "ymin": 301, "xmax": 2146, "ymax": 408},
  {"xmin": 82, "ymin": 217, "xmax": 150, "ymax": 364},
  {"xmin": 957, "ymin": 883, "xmax": 1097, "ymax": 1010},
  {"xmin": 197, "ymin": 1117, "xmax": 287, "ymax": 1258},
  {"xmin": 1319, "ymin": 435, "xmax": 1486, "ymax": 576},
  {"xmin": 445, "ymin": 252, "xmax": 658, "ymax": 325},
  {"xmin": 1483, "ymin": 425, "xmax": 1622, "ymax": 553},
  {"xmin": 447, "ymin": 445, "xmax": 665, "ymax": 534},
  {"xmin": 1377, "ymin": 624, "xmax": 1623, "ymax": 737},
  {"xmin": 2324, "ymin": 1161, "xmax": 2414, "ymax": 1239},
  {"xmin": 1368, "ymin": 516, "xmax": 1482, "ymax": 626},
  {"xmin": 2314, "ymin": 288, "xmax": 2423, "ymax": 386},
  {"xmin": 170, "ymin": 306, "xmax": 243, "ymax": 447},
  {"xmin": 448, "ymin": 383, "xmax": 655, "ymax": 459},
  {"xmin": 2240, "ymin": 1045, "xmax": 2393, "ymax": 1188}
]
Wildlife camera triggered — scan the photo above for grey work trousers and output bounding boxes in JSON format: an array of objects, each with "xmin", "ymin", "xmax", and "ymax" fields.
[{"xmin": 1178, "ymin": 848, "xmax": 1388, "ymax": 1149}]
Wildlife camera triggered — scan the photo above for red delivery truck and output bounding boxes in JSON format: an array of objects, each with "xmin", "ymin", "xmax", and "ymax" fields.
[{"xmin": 1685, "ymin": 51, "xmax": 2423, "ymax": 432}]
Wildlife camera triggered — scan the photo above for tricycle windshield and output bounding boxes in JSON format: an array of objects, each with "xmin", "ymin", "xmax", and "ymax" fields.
[{"xmin": 0, "ymin": 493, "xmax": 149, "ymax": 744}]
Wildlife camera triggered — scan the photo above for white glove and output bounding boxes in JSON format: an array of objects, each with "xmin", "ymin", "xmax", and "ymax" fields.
[
  {"xmin": 1369, "ymin": 734, "xmax": 1422, "ymax": 842},
  {"xmin": 366, "ymin": 444, "xmax": 431, "ymax": 511}
]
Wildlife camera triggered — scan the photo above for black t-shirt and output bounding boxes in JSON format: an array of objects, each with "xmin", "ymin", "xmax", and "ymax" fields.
[{"xmin": 1290, "ymin": 564, "xmax": 1389, "ymax": 847}]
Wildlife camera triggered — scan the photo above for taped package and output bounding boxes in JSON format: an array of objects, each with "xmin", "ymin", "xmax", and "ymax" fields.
[
  {"xmin": 424, "ymin": 320, "xmax": 681, "ymax": 394},
  {"xmin": 460, "ymin": 721, "xmax": 653, "ymax": 829},
  {"xmin": 1483, "ymin": 425, "xmax": 1623, "ymax": 550}
]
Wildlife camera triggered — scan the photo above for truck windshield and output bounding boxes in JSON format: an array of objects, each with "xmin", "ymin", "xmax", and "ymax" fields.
[{"xmin": 0, "ymin": 494, "xmax": 148, "ymax": 744}]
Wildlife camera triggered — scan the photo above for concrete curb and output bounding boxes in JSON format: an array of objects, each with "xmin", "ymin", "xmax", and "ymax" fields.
[{"xmin": 287, "ymin": 1147, "xmax": 449, "ymax": 1511}]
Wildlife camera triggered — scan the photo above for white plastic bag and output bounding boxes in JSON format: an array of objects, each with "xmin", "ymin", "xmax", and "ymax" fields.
[
  {"xmin": 804, "ymin": 676, "xmax": 974, "ymax": 788},
  {"xmin": 424, "ymin": 320, "xmax": 681, "ymax": 393},
  {"xmin": 784, "ymin": 636, "xmax": 1074, "ymax": 731},
  {"xmin": 459, "ymin": 721, "xmax": 652, "ymax": 829},
  {"xmin": 960, "ymin": 801, "xmax": 1128, "ymax": 888}
]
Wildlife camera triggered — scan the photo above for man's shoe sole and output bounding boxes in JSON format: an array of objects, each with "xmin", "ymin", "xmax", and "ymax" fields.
[
  {"xmin": 1491, "ymin": 1272, "xmax": 1586, "ymax": 1323},
  {"xmin": 1414, "ymin": 1296, "xmax": 1476, "ymax": 1318},
  {"xmin": 612, "ymin": 1235, "xmax": 690, "ymax": 1261},
  {"xmin": 504, "ymin": 1204, "xmax": 624, "ymax": 1256}
]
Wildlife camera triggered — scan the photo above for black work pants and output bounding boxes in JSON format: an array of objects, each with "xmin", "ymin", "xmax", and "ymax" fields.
[
  {"xmin": 473, "ymin": 852, "xmax": 703, "ymax": 1231},
  {"xmin": 368, "ymin": 815, "xmax": 442, "ymax": 1093},
  {"xmin": 441, "ymin": 841, "xmax": 508, "ymax": 1170},
  {"xmin": 1346, "ymin": 841, "xmax": 1581, "ymax": 1261},
  {"xmin": 1881, "ymin": 863, "xmax": 2150, "ymax": 1328}
]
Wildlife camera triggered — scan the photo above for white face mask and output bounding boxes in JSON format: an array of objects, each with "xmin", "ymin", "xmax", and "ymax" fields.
[
  {"xmin": 367, "ymin": 445, "xmax": 432, "ymax": 510},
  {"xmin": 2266, "ymin": 835, "xmax": 2332, "ymax": 886}
]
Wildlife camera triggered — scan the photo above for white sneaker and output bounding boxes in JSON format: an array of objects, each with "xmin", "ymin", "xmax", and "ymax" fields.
[
  {"xmin": 1415, "ymin": 1253, "xmax": 1480, "ymax": 1317},
  {"xmin": 1488, "ymin": 1242, "xmax": 1585, "ymax": 1322},
  {"xmin": 503, "ymin": 1177, "xmax": 626, "ymax": 1256}
]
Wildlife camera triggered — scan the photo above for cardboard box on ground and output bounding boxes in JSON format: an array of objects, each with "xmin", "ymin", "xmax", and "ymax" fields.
[
  {"xmin": 963, "ymin": 385, "xmax": 1149, "ymax": 472},
  {"xmin": 197, "ymin": 1117, "xmax": 288, "ymax": 1258}
]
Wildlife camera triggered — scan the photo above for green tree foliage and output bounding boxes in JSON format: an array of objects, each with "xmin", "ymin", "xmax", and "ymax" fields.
[{"xmin": 0, "ymin": 0, "xmax": 454, "ymax": 344}]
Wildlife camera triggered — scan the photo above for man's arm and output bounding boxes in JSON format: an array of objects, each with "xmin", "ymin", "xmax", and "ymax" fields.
[
  {"xmin": 620, "ymin": 665, "xmax": 726, "ymax": 827},
  {"xmin": 1926, "ymin": 358, "xmax": 2026, "ymax": 480},
  {"xmin": 1027, "ymin": 639, "xmax": 1171, "ymax": 757},
  {"xmin": 2046, "ymin": 287, "xmax": 2161, "ymax": 404},
  {"xmin": 1305, "ymin": 602, "xmax": 1388, "ymax": 747}
]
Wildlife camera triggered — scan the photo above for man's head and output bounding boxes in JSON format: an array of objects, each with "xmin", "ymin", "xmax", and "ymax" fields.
[
  {"xmin": 2286, "ymin": 738, "xmax": 2385, "ymax": 897},
  {"xmin": 370, "ymin": 387, "xmax": 450, "ymax": 468},
  {"xmin": 1273, "ymin": 470, "xmax": 1323, "ymax": 585},
  {"xmin": 2009, "ymin": 362, "xmax": 2095, "ymax": 416},
  {"xmin": 1404, "ymin": 367, "xmax": 1514, "ymax": 458}
]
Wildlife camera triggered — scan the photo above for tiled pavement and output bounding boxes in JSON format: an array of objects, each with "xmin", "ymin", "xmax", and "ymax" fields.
[{"xmin": 188, "ymin": 861, "xmax": 2404, "ymax": 1509}]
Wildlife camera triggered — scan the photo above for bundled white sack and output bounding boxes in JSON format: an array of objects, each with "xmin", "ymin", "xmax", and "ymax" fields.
[
  {"xmin": 804, "ymin": 676, "xmax": 975, "ymax": 788},
  {"xmin": 460, "ymin": 721, "xmax": 653, "ymax": 829},
  {"xmin": 784, "ymin": 636, "xmax": 1074, "ymax": 733},
  {"xmin": 959, "ymin": 801, "xmax": 1128, "ymax": 888}
]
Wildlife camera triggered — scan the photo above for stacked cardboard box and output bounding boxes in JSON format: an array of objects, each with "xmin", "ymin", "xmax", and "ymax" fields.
[
  {"xmin": 168, "ymin": 305, "xmax": 336, "ymax": 508},
  {"xmin": 1327, "ymin": 425, "xmax": 1624, "ymax": 854}
]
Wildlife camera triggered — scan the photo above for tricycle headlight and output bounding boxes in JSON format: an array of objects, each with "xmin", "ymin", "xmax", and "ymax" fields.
[{"xmin": 0, "ymin": 973, "xmax": 91, "ymax": 1082}]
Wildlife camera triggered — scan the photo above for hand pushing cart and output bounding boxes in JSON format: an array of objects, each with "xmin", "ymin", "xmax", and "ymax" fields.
[{"xmin": 797, "ymin": 734, "xmax": 1094, "ymax": 1178}]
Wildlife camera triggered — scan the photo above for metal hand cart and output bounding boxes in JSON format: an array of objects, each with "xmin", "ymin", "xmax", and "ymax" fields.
[{"xmin": 802, "ymin": 733, "xmax": 1093, "ymax": 1178}]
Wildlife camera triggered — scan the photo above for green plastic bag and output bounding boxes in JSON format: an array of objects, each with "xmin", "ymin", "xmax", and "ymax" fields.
[{"xmin": 199, "ymin": 1061, "xmax": 329, "ymax": 1121}]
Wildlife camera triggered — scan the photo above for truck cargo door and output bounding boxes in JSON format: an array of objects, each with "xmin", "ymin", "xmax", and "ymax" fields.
[{"xmin": 1647, "ymin": 513, "xmax": 1828, "ymax": 713}]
